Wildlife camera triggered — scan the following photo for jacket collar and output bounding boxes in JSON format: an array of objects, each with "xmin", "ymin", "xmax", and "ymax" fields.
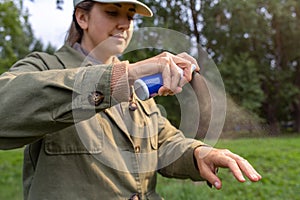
[
  {"xmin": 55, "ymin": 44, "xmax": 120, "ymax": 68},
  {"xmin": 54, "ymin": 45, "xmax": 92, "ymax": 68}
]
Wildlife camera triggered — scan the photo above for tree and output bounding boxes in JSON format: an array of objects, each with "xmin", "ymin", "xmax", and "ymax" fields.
[
  {"xmin": 269, "ymin": 0, "xmax": 300, "ymax": 132},
  {"xmin": 0, "ymin": 0, "xmax": 32, "ymax": 73},
  {"xmin": 198, "ymin": 0, "xmax": 300, "ymax": 134},
  {"xmin": 0, "ymin": 0, "xmax": 55, "ymax": 74},
  {"xmin": 198, "ymin": 0, "xmax": 267, "ymax": 131}
]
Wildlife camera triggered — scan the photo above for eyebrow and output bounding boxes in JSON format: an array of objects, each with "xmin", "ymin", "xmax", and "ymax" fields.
[{"xmin": 113, "ymin": 3, "xmax": 136, "ymax": 12}]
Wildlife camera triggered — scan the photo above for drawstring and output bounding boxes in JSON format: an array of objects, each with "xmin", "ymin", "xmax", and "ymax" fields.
[{"xmin": 129, "ymin": 85, "xmax": 138, "ymax": 111}]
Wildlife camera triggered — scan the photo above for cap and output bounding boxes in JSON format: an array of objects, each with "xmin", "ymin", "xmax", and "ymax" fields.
[
  {"xmin": 73, "ymin": 0, "xmax": 153, "ymax": 17},
  {"xmin": 134, "ymin": 78, "xmax": 150, "ymax": 100}
]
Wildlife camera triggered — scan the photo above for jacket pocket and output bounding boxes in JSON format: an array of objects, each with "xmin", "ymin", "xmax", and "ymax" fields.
[
  {"xmin": 149, "ymin": 120, "xmax": 158, "ymax": 150},
  {"xmin": 45, "ymin": 115, "xmax": 103, "ymax": 155},
  {"xmin": 144, "ymin": 111, "xmax": 158, "ymax": 151},
  {"xmin": 139, "ymin": 101, "xmax": 159, "ymax": 151}
]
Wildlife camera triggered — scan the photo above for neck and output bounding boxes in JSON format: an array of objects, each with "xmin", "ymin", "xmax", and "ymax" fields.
[
  {"xmin": 76, "ymin": 42, "xmax": 115, "ymax": 64},
  {"xmin": 94, "ymin": 53, "xmax": 114, "ymax": 64}
]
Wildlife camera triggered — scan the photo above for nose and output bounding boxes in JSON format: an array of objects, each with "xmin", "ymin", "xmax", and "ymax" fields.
[{"xmin": 117, "ymin": 16, "xmax": 131, "ymax": 30}]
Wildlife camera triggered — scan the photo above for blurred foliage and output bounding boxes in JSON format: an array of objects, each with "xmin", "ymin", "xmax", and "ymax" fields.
[
  {"xmin": 200, "ymin": 0, "xmax": 300, "ymax": 134},
  {"xmin": 0, "ymin": 0, "xmax": 55, "ymax": 74}
]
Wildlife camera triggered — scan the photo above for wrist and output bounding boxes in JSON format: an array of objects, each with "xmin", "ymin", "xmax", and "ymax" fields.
[
  {"xmin": 111, "ymin": 61, "xmax": 130, "ymax": 103},
  {"xmin": 194, "ymin": 145, "xmax": 213, "ymax": 159}
]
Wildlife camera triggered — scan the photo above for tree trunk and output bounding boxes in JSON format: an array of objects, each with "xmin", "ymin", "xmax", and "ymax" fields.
[
  {"xmin": 293, "ymin": 62, "xmax": 300, "ymax": 133},
  {"xmin": 264, "ymin": 102, "xmax": 281, "ymax": 135},
  {"xmin": 293, "ymin": 99, "xmax": 300, "ymax": 133}
]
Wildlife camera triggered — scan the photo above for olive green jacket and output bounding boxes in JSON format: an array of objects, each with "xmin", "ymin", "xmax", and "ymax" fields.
[{"xmin": 0, "ymin": 45, "xmax": 204, "ymax": 200}]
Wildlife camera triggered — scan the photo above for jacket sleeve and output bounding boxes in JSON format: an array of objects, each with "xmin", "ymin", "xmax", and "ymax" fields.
[
  {"xmin": 157, "ymin": 115, "xmax": 206, "ymax": 182},
  {"xmin": 0, "ymin": 54, "xmax": 122, "ymax": 149}
]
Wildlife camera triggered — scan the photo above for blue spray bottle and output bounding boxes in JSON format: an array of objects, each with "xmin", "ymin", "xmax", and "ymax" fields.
[{"xmin": 134, "ymin": 64, "xmax": 196, "ymax": 100}]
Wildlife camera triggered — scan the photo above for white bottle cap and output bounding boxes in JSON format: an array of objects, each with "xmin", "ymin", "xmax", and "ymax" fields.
[
  {"xmin": 134, "ymin": 79, "xmax": 149, "ymax": 100},
  {"xmin": 191, "ymin": 64, "xmax": 197, "ymax": 72}
]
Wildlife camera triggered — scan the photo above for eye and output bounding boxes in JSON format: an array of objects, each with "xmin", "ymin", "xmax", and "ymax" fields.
[{"xmin": 106, "ymin": 11, "xmax": 118, "ymax": 17}]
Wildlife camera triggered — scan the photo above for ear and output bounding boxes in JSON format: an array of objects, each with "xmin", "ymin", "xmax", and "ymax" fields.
[{"xmin": 75, "ymin": 8, "xmax": 89, "ymax": 30}]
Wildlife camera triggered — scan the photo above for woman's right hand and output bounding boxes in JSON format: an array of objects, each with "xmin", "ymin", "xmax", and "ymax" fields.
[{"xmin": 128, "ymin": 52, "xmax": 200, "ymax": 96}]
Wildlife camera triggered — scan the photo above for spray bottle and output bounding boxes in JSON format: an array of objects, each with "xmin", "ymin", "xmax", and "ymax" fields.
[{"xmin": 134, "ymin": 64, "xmax": 197, "ymax": 100}]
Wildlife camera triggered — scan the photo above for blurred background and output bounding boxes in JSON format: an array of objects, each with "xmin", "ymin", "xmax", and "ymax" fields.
[{"xmin": 0, "ymin": 0, "xmax": 299, "ymax": 199}]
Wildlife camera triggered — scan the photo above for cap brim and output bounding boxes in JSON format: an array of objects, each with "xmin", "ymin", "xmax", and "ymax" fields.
[{"xmin": 92, "ymin": 0, "xmax": 153, "ymax": 17}]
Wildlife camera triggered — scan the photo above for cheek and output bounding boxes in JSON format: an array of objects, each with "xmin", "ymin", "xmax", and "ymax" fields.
[
  {"xmin": 126, "ymin": 26, "xmax": 134, "ymax": 44},
  {"xmin": 89, "ymin": 30, "xmax": 106, "ymax": 47},
  {"xmin": 90, "ymin": 18, "xmax": 111, "ymax": 41}
]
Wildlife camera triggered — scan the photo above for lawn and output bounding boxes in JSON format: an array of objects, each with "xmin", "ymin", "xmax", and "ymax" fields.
[
  {"xmin": 1, "ymin": 136, "xmax": 300, "ymax": 200},
  {"xmin": 0, "ymin": 148, "xmax": 23, "ymax": 200},
  {"xmin": 157, "ymin": 136, "xmax": 300, "ymax": 200}
]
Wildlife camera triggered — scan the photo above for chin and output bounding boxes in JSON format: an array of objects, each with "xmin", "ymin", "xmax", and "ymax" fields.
[{"xmin": 109, "ymin": 46, "xmax": 127, "ymax": 56}]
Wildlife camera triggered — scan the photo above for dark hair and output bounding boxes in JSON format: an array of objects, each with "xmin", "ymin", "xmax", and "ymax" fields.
[{"xmin": 65, "ymin": 1, "xmax": 95, "ymax": 46}]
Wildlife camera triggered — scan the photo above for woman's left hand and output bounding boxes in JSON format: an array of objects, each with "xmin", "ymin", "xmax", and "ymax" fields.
[
  {"xmin": 194, "ymin": 146, "xmax": 262, "ymax": 189},
  {"xmin": 128, "ymin": 52, "xmax": 200, "ymax": 96}
]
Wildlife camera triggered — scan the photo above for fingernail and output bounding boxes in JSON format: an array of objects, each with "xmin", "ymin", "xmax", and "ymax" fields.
[
  {"xmin": 251, "ymin": 174, "xmax": 256, "ymax": 180},
  {"xmin": 251, "ymin": 174, "xmax": 260, "ymax": 181},
  {"xmin": 214, "ymin": 182, "xmax": 220, "ymax": 189}
]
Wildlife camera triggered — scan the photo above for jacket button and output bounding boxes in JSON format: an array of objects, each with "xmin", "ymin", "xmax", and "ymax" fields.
[
  {"xmin": 88, "ymin": 91, "xmax": 104, "ymax": 106},
  {"xmin": 129, "ymin": 102, "xmax": 138, "ymax": 111},
  {"xmin": 134, "ymin": 146, "xmax": 141, "ymax": 153}
]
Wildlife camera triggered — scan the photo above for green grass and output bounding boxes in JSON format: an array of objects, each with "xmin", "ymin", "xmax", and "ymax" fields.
[
  {"xmin": 157, "ymin": 136, "xmax": 300, "ymax": 200},
  {"xmin": 0, "ymin": 148, "xmax": 23, "ymax": 200},
  {"xmin": 1, "ymin": 137, "xmax": 300, "ymax": 200}
]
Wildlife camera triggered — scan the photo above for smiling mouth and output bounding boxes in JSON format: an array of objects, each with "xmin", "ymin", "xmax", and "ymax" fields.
[{"xmin": 112, "ymin": 33, "xmax": 127, "ymax": 40}]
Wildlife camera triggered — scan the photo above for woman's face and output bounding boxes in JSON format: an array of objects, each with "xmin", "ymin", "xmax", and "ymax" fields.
[{"xmin": 77, "ymin": 3, "xmax": 136, "ymax": 63}]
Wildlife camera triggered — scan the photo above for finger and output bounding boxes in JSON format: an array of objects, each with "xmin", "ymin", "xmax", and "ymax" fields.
[
  {"xmin": 159, "ymin": 61, "xmax": 171, "ymax": 94},
  {"xmin": 226, "ymin": 158, "xmax": 246, "ymax": 183},
  {"xmin": 169, "ymin": 60, "xmax": 182, "ymax": 93},
  {"xmin": 183, "ymin": 63, "xmax": 194, "ymax": 81},
  {"xmin": 175, "ymin": 63, "xmax": 192, "ymax": 87},
  {"xmin": 205, "ymin": 149, "xmax": 246, "ymax": 183},
  {"xmin": 178, "ymin": 76, "xmax": 188, "ymax": 88},
  {"xmin": 239, "ymin": 161, "xmax": 262, "ymax": 182},
  {"xmin": 229, "ymin": 154, "xmax": 262, "ymax": 182},
  {"xmin": 199, "ymin": 164, "xmax": 222, "ymax": 190},
  {"xmin": 158, "ymin": 87, "xmax": 172, "ymax": 96},
  {"xmin": 169, "ymin": 53, "xmax": 194, "ymax": 75},
  {"xmin": 177, "ymin": 52, "xmax": 200, "ymax": 71},
  {"xmin": 175, "ymin": 61, "xmax": 195, "ymax": 84},
  {"xmin": 194, "ymin": 147, "xmax": 222, "ymax": 189},
  {"xmin": 168, "ymin": 53, "xmax": 197, "ymax": 86},
  {"xmin": 170, "ymin": 53, "xmax": 192, "ymax": 66}
]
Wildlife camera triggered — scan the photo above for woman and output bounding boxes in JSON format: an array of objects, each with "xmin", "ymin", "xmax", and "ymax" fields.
[{"xmin": 0, "ymin": 0, "xmax": 261, "ymax": 199}]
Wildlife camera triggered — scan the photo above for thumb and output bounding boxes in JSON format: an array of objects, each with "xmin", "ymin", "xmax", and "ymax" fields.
[{"xmin": 200, "ymin": 165, "xmax": 222, "ymax": 189}]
